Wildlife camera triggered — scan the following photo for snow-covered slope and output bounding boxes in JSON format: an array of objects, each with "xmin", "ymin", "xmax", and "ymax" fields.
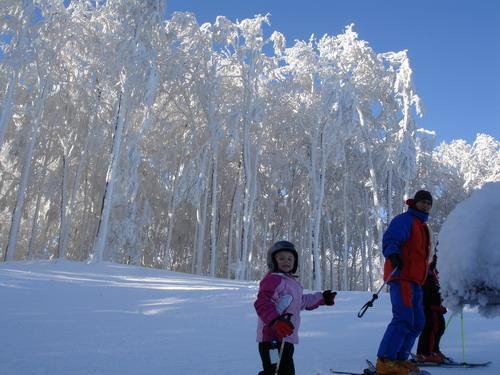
[
  {"xmin": 439, "ymin": 182, "xmax": 500, "ymax": 317},
  {"xmin": 0, "ymin": 261, "xmax": 497, "ymax": 374}
]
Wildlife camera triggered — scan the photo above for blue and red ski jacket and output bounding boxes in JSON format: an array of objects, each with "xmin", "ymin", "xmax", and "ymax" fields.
[{"xmin": 383, "ymin": 207, "xmax": 431, "ymax": 286}]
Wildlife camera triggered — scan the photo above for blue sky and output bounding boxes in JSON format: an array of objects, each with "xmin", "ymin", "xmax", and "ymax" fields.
[{"xmin": 166, "ymin": 0, "xmax": 499, "ymax": 145}]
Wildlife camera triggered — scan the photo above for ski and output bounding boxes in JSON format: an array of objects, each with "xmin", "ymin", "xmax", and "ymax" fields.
[
  {"xmin": 410, "ymin": 353, "xmax": 491, "ymax": 368},
  {"xmin": 330, "ymin": 360, "xmax": 431, "ymax": 375},
  {"xmin": 329, "ymin": 369, "xmax": 374, "ymax": 375},
  {"xmin": 329, "ymin": 359, "xmax": 375, "ymax": 374},
  {"xmin": 330, "ymin": 369, "xmax": 431, "ymax": 375},
  {"xmin": 414, "ymin": 360, "xmax": 491, "ymax": 368}
]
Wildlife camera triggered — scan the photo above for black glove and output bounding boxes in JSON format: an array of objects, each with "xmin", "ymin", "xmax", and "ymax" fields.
[
  {"xmin": 322, "ymin": 290, "xmax": 336, "ymax": 306},
  {"xmin": 388, "ymin": 253, "xmax": 403, "ymax": 270}
]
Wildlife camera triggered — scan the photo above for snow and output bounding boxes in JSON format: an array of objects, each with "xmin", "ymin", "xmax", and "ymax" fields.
[
  {"xmin": 438, "ymin": 182, "xmax": 500, "ymax": 317},
  {"xmin": 1, "ymin": 261, "xmax": 498, "ymax": 374}
]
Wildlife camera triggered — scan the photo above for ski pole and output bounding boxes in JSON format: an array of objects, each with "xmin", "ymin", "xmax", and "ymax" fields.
[
  {"xmin": 357, "ymin": 267, "xmax": 398, "ymax": 318},
  {"xmin": 445, "ymin": 311, "xmax": 456, "ymax": 330},
  {"xmin": 275, "ymin": 313, "xmax": 293, "ymax": 375},
  {"xmin": 460, "ymin": 311, "xmax": 466, "ymax": 363}
]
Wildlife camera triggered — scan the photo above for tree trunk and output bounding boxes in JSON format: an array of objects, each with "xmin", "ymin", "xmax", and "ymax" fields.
[
  {"xmin": 126, "ymin": 63, "xmax": 158, "ymax": 265},
  {"xmin": 360, "ymin": 231, "xmax": 367, "ymax": 291},
  {"xmin": 56, "ymin": 151, "xmax": 70, "ymax": 260},
  {"xmin": 0, "ymin": 71, "xmax": 18, "ymax": 148},
  {"xmin": 357, "ymin": 107, "xmax": 384, "ymax": 268},
  {"xmin": 326, "ymin": 210, "xmax": 336, "ymax": 290},
  {"xmin": 310, "ymin": 130, "xmax": 328, "ymax": 290},
  {"xmin": 91, "ymin": 92, "xmax": 125, "ymax": 263},
  {"xmin": 26, "ymin": 152, "xmax": 49, "ymax": 259},
  {"xmin": 342, "ymin": 165, "xmax": 349, "ymax": 290},
  {"xmin": 194, "ymin": 149, "xmax": 210, "ymax": 274},
  {"xmin": 65, "ymin": 128, "xmax": 94, "ymax": 260},
  {"xmin": 364, "ymin": 189, "xmax": 375, "ymax": 291},
  {"xmin": 209, "ymin": 151, "xmax": 219, "ymax": 277},
  {"xmin": 287, "ymin": 168, "xmax": 296, "ymax": 239},
  {"xmin": 238, "ymin": 128, "xmax": 258, "ymax": 280},
  {"xmin": 226, "ymin": 182, "xmax": 239, "ymax": 279},
  {"xmin": 4, "ymin": 79, "xmax": 48, "ymax": 261}
]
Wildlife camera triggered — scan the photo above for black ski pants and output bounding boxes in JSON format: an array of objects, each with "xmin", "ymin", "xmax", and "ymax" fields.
[
  {"xmin": 417, "ymin": 308, "xmax": 445, "ymax": 355},
  {"xmin": 258, "ymin": 341, "xmax": 295, "ymax": 375}
]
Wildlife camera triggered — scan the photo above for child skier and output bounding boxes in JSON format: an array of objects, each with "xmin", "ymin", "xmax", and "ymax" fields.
[{"xmin": 254, "ymin": 240, "xmax": 336, "ymax": 375}]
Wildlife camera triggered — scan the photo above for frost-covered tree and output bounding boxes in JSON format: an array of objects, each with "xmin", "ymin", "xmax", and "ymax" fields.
[
  {"xmin": 0, "ymin": 0, "xmax": 40, "ymax": 148},
  {"xmin": 1, "ymin": 3, "xmax": 498, "ymax": 291},
  {"xmin": 91, "ymin": 0, "xmax": 164, "ymax": 263},
  {"xmin": 277, "ymin": 32, "xmax": 357, "ymax": 289}
]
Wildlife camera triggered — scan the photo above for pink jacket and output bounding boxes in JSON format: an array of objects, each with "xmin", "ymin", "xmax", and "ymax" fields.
[{"xmin": 254, "ymin": 272, "xmax": 325, "ymax": 344}]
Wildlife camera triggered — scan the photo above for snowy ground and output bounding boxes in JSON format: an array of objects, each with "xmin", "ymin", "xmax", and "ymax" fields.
[{"xmin": 1, "ymin": 261, "xmax": 498, "ymax": 375}]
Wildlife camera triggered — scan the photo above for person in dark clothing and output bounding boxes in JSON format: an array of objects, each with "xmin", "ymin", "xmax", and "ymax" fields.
[{"xmin": 416, "ymin": 250, "xmax": 451, "ymax": 363}]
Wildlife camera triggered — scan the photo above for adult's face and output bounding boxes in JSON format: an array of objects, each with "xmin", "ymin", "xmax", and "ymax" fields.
[{"xmin": 415, "ymin": 199, "xmax": 432, "ymax": 213}]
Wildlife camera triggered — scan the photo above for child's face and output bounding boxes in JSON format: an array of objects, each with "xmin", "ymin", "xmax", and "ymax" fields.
[{"xmin": 274, "ymin": 251, "xmax": 294, "ymax": 273}]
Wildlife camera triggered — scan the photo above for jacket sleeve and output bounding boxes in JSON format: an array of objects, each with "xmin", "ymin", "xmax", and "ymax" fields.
[
  {"xmin": 254, "ymin": 274, "xmax": 282, "ymax": 325},
  {"xmin": 382, "ymin": 213, "xmax": 412, "ymax": 258},
  {"xmin": 301, "ymin": 292, "xmax": 325, "ymax": 311}
]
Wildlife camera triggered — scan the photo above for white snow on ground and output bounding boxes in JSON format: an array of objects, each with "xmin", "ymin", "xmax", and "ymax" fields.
[
  {"xmin": 438, "ymin": 182, "xmax": 500, "ymax": 317},
  {"xmin": 0, "ymin": 261, "xmax": 498, "ymax": 375}
]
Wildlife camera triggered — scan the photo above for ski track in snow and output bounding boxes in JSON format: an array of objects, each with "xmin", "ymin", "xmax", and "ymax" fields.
[{"xmin": 0, "ymin": 261, "xmax": 498, "ymax": 375}]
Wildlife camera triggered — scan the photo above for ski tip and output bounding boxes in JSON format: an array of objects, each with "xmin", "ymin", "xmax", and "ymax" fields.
[
  {"xmin": 329, "ymin": 368, "xmax": 375, "ymax": 375},
  {"xmin": 365, "ymin": 359, "xmax": 376, "ymax": 370}
]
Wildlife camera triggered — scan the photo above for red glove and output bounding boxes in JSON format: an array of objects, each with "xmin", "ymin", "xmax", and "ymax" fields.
[{"xmin": 271, "ymin": 314, "xmax": 294, "ymax": 339}]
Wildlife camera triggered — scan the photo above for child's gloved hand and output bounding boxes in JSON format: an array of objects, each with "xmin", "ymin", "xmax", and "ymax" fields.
[
  {"xmin": 322, "ymin": 290, "xmax": 336, "ymax": 305},
  {"xmin": 271, "ymin": 314, "xmax": 294, "ymax": 339}
]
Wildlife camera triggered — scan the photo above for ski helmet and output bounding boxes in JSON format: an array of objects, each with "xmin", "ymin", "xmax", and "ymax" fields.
[{"xmin": 267, "ymin": 240, "xmax": 298, "ymax": 273}]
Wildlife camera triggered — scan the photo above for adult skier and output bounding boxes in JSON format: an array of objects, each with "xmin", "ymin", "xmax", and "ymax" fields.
[{"xmin": 376, "ymin": 190, "xmax": 433, "ymax": 375}]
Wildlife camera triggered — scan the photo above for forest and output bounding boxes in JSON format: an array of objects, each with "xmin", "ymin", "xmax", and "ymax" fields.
[{"xmin": 1, "ymin": 1, "xmax": 498, "ymax": 291}]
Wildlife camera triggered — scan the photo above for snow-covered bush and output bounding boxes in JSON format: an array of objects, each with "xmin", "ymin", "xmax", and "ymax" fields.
[{"xmin": 439, "ymin": 182, "xmax": 500, "ymax": 317}]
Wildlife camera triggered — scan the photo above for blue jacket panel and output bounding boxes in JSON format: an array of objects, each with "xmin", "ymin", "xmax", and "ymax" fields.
[
  {"xmin": 383, "ymin": 212, "xmax": 412, "ymax": 258},
  {"xmin": 383, "ymin": 208, "xmax": 429, "ymax": 258}
]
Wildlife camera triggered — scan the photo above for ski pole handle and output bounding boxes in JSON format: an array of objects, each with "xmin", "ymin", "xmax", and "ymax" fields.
[
  {"xmin": 357, "ymin": 267, "xmax": 399, "ymax": 318},
  {"xmin": 282, "ymin": 313, "xmax": 292, "ymax": 321},
  {"xmin": 357, "ymin": 294, "xmax": 378, "ymax": 318}
]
